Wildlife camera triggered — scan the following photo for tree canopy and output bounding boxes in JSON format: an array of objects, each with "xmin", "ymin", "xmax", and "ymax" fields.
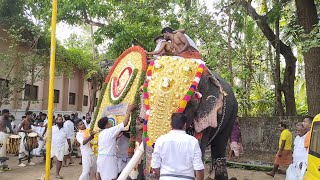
[{"xmin": 1, "ymin": 0, "xmax": 319, "ymax": 116}]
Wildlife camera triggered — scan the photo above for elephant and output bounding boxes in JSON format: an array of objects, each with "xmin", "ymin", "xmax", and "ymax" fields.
[
  {"xmin": 183, "ymin": 71, "xmax": 238, "ymax": 180},
  {"xmin": 138, "ymin": 58, "xmax": 238, "ymax": 180}
]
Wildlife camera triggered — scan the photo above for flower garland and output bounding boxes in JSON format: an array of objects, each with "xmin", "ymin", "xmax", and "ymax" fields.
[
  {"xmin": 105, "ymin": 46, "xmax": 148, "ymax": 83},
  {"xmin": 143, "ymin": 61, "xmax": 205, "ymax": 147},
  {"xmin": 108, "ymin": 68, "xmax": 138, "ymax": 105},
  {"xmin": 128, "ymin": 71, "xmax": 146, "ymax": 157},
  {"xmin": 91, "ymin": 46, "xmax": 147, "ymax": 131},
  {"xmin": 142, "ymin": 61, "xmax": 154, "ymax": 147},
  {"xmin": 90, "ymin": 46, "xmax": 147, "ymax": 156},
  {"xmin": 90, "ymin": 82, "xmax": 107, "ymax": 154}
]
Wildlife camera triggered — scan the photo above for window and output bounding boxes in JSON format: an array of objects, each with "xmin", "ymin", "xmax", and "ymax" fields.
[
  {"xmin": 24, "ymin": 84, "xmax": 38, "ymax": 100},
  {"xmin": 69, "ymin": 92, "xmax": 76, "ymax": 105},
  {"xmin": 54, "ymin": 90, "xmax": 60, "ymax": 103},
  {"xmin": 0, "ymin": 78, "xmax": 9, "ymax": 98},
  {"xmin": 83, "ymin": 95, "xmax": 88, "ymax": 106},
  {"xmin": 309, "ymin": 122, "xmax": 320, "ymax": 158},
  {"xmin": 95, "ymin": 98, "xmax": 98, "ymax": 107}
]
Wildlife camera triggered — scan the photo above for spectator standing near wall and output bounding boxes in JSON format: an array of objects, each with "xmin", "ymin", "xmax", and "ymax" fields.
[
  {"xmin": 302, "ymin": 116, "xmax": 313, "ymax": 150},
  {"xmin": 266, "ymin": 121, "xmax": 293, "ymax": 177},
  {"xmin": 285, "ymin": 122, "xmax": 308, "ymax": 180},
  {"xmin": 228, "ymin": 117, "xmax": 243, "ymax": 159}
]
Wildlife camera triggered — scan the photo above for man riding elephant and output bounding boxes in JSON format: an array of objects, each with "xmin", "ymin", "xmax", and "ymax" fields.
[{"xmin": 161, "ymin": 27, "xmax": 202, "ymax": 59}]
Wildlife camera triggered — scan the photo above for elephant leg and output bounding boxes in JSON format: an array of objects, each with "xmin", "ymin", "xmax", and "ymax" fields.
[
  {"xmin": 210, "ymin": 137, "xmax": 228, "ymax": 180},
  {"xmin": 210, "ymin": 114, "xmax": 236, "ymax": 180},
  {"xmin": 145, "ymin": 146, "xmax": 158, "ymax": 180},
  {"xmin": 137, "ymin": 159, "xmax": 145, "ymax": 180}
]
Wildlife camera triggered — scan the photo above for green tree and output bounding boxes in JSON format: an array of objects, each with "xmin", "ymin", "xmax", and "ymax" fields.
[
  {"xmin": 25, "ymin": 0, "xmax": 180, "ymax": 59},
  {"xmin": 295, "ymin": 0, "xmax": 320, "ymax": 116},
  {"xmin": 239, "ymin": 0, "xmax": 297, "ymax": 116},
  {"xmin": 0, "ymin": 0, "xmax": 102, "ymax": 110}
]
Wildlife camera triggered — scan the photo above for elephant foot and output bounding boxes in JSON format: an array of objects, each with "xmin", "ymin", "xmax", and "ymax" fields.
[
  {"xmin": 213, "ymin": 158, "xmax": 228, "ymax": 180},
  {"xmin": 205, "ymin": 173, "xmax": 215, "ymax": 180},
  {"xmin": 146, "ymin": 173, "xmax": 158, "ymax": 180}
]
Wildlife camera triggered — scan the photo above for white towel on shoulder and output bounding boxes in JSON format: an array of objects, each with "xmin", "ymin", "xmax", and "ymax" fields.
[{"xmin": 184, "ymin": 34, "xmax": 199, "ymax": 51}]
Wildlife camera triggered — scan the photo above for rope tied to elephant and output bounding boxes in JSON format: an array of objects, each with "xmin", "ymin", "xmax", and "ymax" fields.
[{"xmin": 207, "ymin": 97, "xmax": 227, "ymax": 146}]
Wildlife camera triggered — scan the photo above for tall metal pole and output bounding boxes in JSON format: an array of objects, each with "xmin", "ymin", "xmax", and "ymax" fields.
[{"xmin": 45, "ymin": 0, "xmax": 58, "ymax": 179}]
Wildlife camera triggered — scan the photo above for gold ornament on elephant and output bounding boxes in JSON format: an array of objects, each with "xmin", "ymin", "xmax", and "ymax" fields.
[{"xmin": 147, "ymin": 56, "xmax": 199, "ymax": 144}]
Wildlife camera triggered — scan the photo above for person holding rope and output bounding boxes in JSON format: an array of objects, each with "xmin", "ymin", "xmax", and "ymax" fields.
[{"xmin": 96, "ymin": 104, "xmax": 135, "ymax": 180}]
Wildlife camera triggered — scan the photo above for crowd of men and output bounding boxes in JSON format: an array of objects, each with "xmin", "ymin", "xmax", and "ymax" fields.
[
  {"xmin": 0, "ymin": 107, "xmax": 205, "ymax": 180},
  {"xmin": 0, "ymin": 110, "xmax": 94, "ymax": 175},
  {"xmin": 266, "ymin": 117, "xmax": 313, "ymax": 180}
]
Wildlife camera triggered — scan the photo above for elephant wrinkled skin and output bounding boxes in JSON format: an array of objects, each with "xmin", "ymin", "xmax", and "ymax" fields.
[{"xmin": 184, "ymin": 72, "xmax": 238, "ymax": 180}]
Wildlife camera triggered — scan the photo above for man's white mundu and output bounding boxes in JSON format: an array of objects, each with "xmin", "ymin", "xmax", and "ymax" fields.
[{"xmin": 285, "ymin": 134, "xmax": 308, "ymax": 180}]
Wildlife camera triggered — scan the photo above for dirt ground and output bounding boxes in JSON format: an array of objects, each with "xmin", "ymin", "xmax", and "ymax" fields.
[{"xmin": 0, "ymin": 154, "xmax": 285, "ymax": 180}]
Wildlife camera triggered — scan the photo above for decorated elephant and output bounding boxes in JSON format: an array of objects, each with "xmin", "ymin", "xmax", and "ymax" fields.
[
  {"xmin": 141, "ymin": 56, "xmax": 238, "ymax": 180},
  {"xmin": 91, "ymin": 47, "xmax": 238, "ymax": 180},
  {"xmin": 188, "ymin": 72, "xmax": 238, "ymax": 180}
]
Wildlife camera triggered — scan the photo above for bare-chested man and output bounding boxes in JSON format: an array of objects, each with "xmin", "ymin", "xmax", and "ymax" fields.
[
  {"xmin": 162, "ymin": 27, "xmax": 202, "ymax": 59},
  {"xmin": 0, "ymin": 109, "xmax": 13, "ymax": 172},
  {"xmin": 17, "ymin": 111, "xmax": 39, "ymax": 166}
]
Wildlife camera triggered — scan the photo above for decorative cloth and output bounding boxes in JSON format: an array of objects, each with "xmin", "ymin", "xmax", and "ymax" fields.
[
  {"xmin": 275, "ymin": 150, "xmax": 292, "ymax": 166},
  {"xmin": 178, "ymin": 50, "xmax": 202, "ymax": 59}
]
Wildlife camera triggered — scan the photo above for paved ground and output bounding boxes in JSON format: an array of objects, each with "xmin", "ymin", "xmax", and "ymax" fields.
[{"xmin": 1, "ymin": 154, "xmax": 285, "ymax": 180}]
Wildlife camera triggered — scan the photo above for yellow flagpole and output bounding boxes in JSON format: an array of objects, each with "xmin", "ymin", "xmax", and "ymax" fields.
[{"xmin": 45, "ymin": 0, "xmax": 58, "ymax": 179}]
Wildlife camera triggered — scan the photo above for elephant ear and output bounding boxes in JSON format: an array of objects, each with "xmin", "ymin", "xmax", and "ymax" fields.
[
  {"xmin": 197, "ymin": 75, "xmax": 210, "ymax": 94},
  {"xmin": 197, "ymin": 75, "xmax": 220, "ymax": 106},
  {"xmin": 193, "ymin": 74, "xmax": 224, "ymax": 133}
]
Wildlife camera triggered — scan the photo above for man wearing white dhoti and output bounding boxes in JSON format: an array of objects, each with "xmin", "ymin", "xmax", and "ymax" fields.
[
  {"xmin": 116, "ymin": 132, "xmax": 130, "ymax": 174},
  {"xmin": 32, "ymin": 120, "xmax": 45, "ymax": 156},
  {"xmin": 51, "ymin": 116, "xmax": 71, "ymax": 179},
  {"xmin": 0, "ymin": 130, "xmax": 8, "ymax": 172},
  {"xmin": 63, "ymin": 114, "xmax": 75, "ymax": 167},
  {"xmin": 18, "ymin": 111, "xmax": 38, "ymax": 167},
  {"xmin": 0, "ymin": 109, "xmax": 13, "ymax": 172},
  {"xmin": 286, "ymin": 122, "xmax": 308, "ymax": 180},
  {"xmin": 76, "ymin": 120, "xmax": 97, "ymax": 180},
  {"xmin": 97, "ymin": 104, "xmax": 135, "ymax": 180},
  {"xmin": 152, "ymin": 113, "xmax": 205, "ymax": 180}
]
